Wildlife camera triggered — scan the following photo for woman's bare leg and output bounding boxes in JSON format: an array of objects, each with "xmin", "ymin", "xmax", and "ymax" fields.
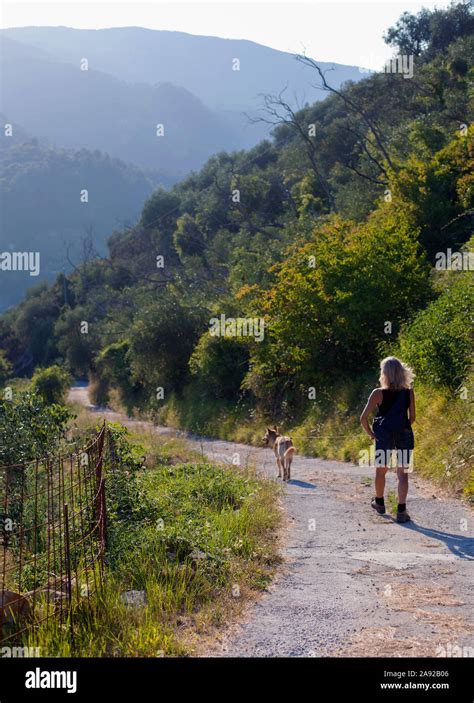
[
  {"xmin": 375, "ymin": 467, "xmax": 388, "ymax": 498},
  {"xmin": 397, "ymin": 466, "xmax": 409, "ymax": 503}
]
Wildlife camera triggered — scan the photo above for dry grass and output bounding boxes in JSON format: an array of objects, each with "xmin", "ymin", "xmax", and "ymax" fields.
[{"xmin": 380, "ymin": 583, "xmax": 465, "ymax": 611}]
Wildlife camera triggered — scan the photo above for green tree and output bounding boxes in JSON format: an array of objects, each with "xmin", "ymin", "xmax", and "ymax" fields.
[
  {"xmin": 128, "ymin": 292, "xmax": 206, "ymax": 396},
  {"xmin": 384, "ymin": 8, "xmax": 432, "ymax": 56},
  {"xmin": 391, "ymin": 127, "xmax": 474, "ymax": 257},
  {"xmin": 384, "ymin": 3, "xmax": 474, "ymax": 59},
  {"xmin": 245, "ymin": 206, "xmax": 431, "ymax": 407},
  {"xmin": 54, "ymin": 307, "xmax": 97, "ymax": 375}
]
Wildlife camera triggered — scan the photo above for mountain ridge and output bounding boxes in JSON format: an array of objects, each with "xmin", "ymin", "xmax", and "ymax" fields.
[{"xmin": 2, "ymin": 26, "xmax": 364, "ymax": 110}]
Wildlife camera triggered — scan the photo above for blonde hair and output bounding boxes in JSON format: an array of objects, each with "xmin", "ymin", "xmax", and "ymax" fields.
[{"xmin": 379, "ymin": 356, "xmax": 414, "ymax": 390}]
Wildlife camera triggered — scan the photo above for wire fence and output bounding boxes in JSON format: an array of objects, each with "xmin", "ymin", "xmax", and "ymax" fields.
[{"xmin": 0, "ymin": 422, "xmax": 111, "ymax": 645}]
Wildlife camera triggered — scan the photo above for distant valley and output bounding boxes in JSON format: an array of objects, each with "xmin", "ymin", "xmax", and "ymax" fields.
[{"xmin": 0, "ymin": 27, "xmax": 363, "ymax": 309}]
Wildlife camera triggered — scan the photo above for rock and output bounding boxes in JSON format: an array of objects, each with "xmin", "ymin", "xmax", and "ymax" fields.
[
  {"xmin": 190, "ymin": 549, "xmax": 207, "ymax": 562},
  {"xmin": 121, "ymin": 590, "xmax": 147, "ymax": 608},
  {"xmin": 56, "ymin": 576, "xmax": 77, "ymax": 594},
  {"xmin": 0, "ymin": 589, "xmax": 31, "ymax": 625},
  {"xmin": 35, "ymin": 589, "xmax": 68, "ymax": 604}
]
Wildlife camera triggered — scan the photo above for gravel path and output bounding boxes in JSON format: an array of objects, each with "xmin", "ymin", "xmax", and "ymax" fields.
[{"xmin": 70, "ymin": 386, "xmax": 474, "ymax": 658}]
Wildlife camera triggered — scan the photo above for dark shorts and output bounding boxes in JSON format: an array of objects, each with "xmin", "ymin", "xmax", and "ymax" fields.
[{"xmin": 374, "ymin": 428, "xmax": 414, "ymax": 468}]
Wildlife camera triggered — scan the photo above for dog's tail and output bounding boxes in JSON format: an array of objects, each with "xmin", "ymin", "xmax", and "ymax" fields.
[{"xmin": 284, "ymin": 446, "xmax": 296, "ymax": 460}]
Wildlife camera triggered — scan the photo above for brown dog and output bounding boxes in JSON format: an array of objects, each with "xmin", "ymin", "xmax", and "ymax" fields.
[{"xmin": 263, "ymin": 426, "xmax": 296, "ymax": 481}]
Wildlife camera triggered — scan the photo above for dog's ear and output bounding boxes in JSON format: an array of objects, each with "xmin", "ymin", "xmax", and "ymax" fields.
[
  {"xmin": 275, "ymin": 426, "xmax": 279, "ymax": 433},
  {"xmin": 266, "ymin": 427, "xmax": 272, "ymax": 432}
]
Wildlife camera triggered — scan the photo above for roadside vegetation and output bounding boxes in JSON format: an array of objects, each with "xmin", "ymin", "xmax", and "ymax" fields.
[
  {"xmin": 4, "ymin": 390, "xmax": 281, "ymax": 656},
  {"xmin": 154, "ymin": 259, "xmax": 474, "ymax": 500}
]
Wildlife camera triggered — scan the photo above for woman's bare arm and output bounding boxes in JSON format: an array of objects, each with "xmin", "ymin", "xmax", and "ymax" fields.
[
  {"xmin": 360, "ymin": 389, "xmax": 383, "ymax": 439},
  {"xmin": 409, "ymin": 388, "xmax": 416, "ymax": 425}
]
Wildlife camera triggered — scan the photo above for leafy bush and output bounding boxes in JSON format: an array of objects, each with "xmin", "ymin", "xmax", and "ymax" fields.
[
  {"xmin": 105, "ymin": 423, "xmax": 146, "ymax": 526},
  {"xmin": 54, "ymin": 307, "xmax": 96, "ymax": 376},
  {"xmin": 398, "ymin": 270, "xmax": 473, "ymax": 388},
  {"xmin": 245, "ymin": 206, "xmax": 431, "ymax": 408},
  {"xmin": 88, "ymin": 372, "xmax": 110, "ymax": 407},
  {"xmin": 391, "ymin": 128, "xmax": 474, "ymax": 257},
  {"xmin": 0, "ymin": 351, "xmax": 12, "ymax": 385},
  {"xmin": 128, "ymin": 292, "xmax": 206, "ymax": 396},
  {"xmin": 0, "ymin": 391, "xmax": 71, "ymax": 465},
  {"xmin": 91, "ymin": 341, "xmax": 143, "ymax": 412},
  {"xmin": 31, "ymin": 364, "xmax": 72, "ymax": 405},
  {"xmin": 189, "ymin": 333, "xmax": 249, "ymax": 399}
]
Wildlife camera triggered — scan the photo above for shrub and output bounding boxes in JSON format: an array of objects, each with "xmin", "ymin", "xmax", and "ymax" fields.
[
  {"xmin": 0, "ymin": 351, "xmax": 12, "ymax": 385},
  {"xmin": 128, "ymin": 293, "xmax": 205, "ymax": 395},
  {"xmin": 89, "ymin": 372, "xmax": 110, "ymax": 407},
  {"xmin": 245, "ymin": 206, "xmax": 432, "ymax": 408},
  {"xmin": 189, "ymin": 333, "xmax": 249, "ymax": 399},
  {"xmin": 31, "ymin": 365, "xmax": 72, "ymax": 405},
  {"xmin": 391, "ymin": 128, "xmax": 474, "ymax": 258},
  {"xmin": 93, "ymin": 341, "xmax": 144, "ymax": 412},
  {"xmin": 0, "ymin": 391, "xmax": 71, "ymax": 465},
  {"xmin": 398, "ymin": 271, "xmax": 473, "ymax": 388}
]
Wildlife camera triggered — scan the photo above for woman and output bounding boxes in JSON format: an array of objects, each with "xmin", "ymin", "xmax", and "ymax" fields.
[{"xmin": 360, "ymin": 356, "xmax": 415, "ymax": 523}]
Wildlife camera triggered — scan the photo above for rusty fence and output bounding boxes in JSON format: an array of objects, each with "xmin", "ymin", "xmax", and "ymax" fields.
[{"xmin": 0, "ymin": 422, "xmax": 111, "ymax": 645}]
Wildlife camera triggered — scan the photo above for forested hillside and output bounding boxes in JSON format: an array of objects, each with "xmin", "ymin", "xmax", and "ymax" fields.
[
  {"xmin": 0, "ymin": 36, "xmax": 239, "ymax": 177},
  {"xmin": 0, "ymin": 137, "xmax": 156, "ymax": 309},
  {"xmin": 0, "ymin": 27, "xmax": 364, "ymax": 309},
  {"xmin": 1, "ymin": 3, "xmax": 473, "ymax": 495}
]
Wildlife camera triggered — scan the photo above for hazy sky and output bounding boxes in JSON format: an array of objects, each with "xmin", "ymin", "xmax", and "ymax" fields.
[{"xmin": 2, "ymin": 0, "xmax": 450, "ymax": 67}]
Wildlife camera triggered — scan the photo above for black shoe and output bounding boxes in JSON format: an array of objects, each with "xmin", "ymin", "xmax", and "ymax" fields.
[
  {"xmin": 371, "ymin": 498, "xmax": 386, "ymax": 515},
  {"xmin": 396, "ymin": 510, "xmax": 411, "ymax": 523}
]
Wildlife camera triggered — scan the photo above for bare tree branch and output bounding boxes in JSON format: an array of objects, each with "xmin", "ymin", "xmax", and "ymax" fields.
[
  {"xmin": 250, "ymin": 87, "xmax": 335, "ymax": 211},
  {"xmin": 296, "ymin": 54, "xmax": 394, "ymax": 171}
]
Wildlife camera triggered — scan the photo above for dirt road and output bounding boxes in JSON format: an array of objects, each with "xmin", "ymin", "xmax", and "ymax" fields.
[{"xmin": 70, "ymin": 385, "xmax": 474, "ymax": 657}]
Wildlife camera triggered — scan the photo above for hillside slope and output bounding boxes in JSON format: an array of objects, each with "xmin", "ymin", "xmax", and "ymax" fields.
[{"xmin": 0, "ymin": 36, "xmax": 241, "ymax": 177}]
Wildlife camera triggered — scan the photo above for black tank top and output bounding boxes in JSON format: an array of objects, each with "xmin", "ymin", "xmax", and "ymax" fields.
[{"xmin": 375, "ymin": 389, "xmax": 411, "ymax": 430}]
